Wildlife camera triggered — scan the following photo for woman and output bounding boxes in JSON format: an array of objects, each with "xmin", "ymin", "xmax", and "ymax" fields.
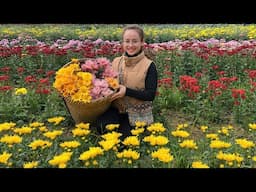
[{"xmin": 96, "ymin": 24, "xmax": 158, "ymax": 140}]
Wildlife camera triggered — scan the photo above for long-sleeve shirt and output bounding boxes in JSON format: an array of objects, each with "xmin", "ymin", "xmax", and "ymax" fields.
[{"xmin": 125, "ymin": 62, "xmax": 157, "ymax": 101}]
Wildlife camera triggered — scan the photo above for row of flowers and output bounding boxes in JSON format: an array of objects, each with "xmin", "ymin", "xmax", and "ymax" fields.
[
  {"xmin": 1, "ymin": 24, "xmax": 256, "ymax": 41},
  {"xmin": 1, "ymin": 117, "xmax": 256, "ymax": 168},
  {"xmin": 1, "ymin": 38, "xmax": 256, "ymax": 58}
]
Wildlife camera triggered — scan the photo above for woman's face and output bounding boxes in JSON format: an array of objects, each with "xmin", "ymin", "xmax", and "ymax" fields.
[{"xmin": 122, "ymin": 29, "xmax": 144, "ymax": 56}]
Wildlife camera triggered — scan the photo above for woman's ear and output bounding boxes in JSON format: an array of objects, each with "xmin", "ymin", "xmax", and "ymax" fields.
[{"xmin": 141, "ymin": 41, "xmax": 146, "ymax": 49}]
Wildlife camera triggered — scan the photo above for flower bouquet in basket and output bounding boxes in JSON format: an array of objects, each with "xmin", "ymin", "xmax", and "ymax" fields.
[{"xmin": 53, "ymin": 58, "xmax": 119, "ymax": 124}]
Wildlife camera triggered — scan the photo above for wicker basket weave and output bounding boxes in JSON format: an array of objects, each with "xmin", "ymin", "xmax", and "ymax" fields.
[
  {"xmin": 60, "ymin": 58, "xmax": 114, "ymax": 124},
  {"xmin": 63, "ymin": 94, "xmax": 113, "ymax": 124}
]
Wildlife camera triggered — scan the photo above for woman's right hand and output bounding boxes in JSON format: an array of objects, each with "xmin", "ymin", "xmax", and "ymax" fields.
[{"xmin": 110, "ymin": 85, "xmax": 126, "ymax": 102}]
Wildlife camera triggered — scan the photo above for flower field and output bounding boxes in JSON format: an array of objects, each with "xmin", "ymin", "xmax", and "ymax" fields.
[{"xmin": 1, "ymin": 24, "xmax": 256, "ymax": 168}]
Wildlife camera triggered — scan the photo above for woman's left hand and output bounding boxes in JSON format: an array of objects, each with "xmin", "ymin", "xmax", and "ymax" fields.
[{"xmin": 110, "ymin": 85, "xmax": 126, "ymax": 102}]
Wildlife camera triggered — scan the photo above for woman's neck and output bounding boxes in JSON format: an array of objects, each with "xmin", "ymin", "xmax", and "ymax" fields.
[
  {"xmin": 125, "ymin": 48, "xmax": 143, "ymax": 57},
  {"xmin": 123, "ymin": 49, "xmax": 145, "ymax": 66}
]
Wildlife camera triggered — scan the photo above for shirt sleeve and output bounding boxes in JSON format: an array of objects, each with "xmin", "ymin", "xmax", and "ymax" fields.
[{"xmin": 125, "ymin": 62, "xmax": 158, "ymax": 101}]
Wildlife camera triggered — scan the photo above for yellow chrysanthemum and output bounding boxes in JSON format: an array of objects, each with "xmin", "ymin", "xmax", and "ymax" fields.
[
  {"xmin": 151, "ymin": 148, "xmax": 173, "ymax": 163},
  {"xmin": 23, "ymin": 161, "xmax": 39, "ymax": 168},
  {"xmin": 15, "ymin": 88, "xmax": 27, "ymax": 95},
  {"xmin": 48, "ymin": 152, "xmax": 73, "ymax": 168},
  {"xmin": 192, "ymin": 161, "xmax": 209, "ymax": 168},
  {"xmin": 179, "ymin": 139, "xmax": 198, "ymax": 149},
  {"xmin": 0, "ymin": 151, "xmax": 12, "ymax": 164}
]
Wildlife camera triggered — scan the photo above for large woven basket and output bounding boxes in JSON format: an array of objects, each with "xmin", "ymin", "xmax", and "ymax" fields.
[
  {"xmin": 60, "ymin": 58, "xmax": 114, "ymax": 124},
  {"xmin": 63, "ymin": 94, "xmax": 113, "ymax": 124}
]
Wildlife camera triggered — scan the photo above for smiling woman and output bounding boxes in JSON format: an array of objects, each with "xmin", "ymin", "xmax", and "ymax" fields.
[{"xmin": 95, "ymin": 24, "xmax": 158, "ymax": 140}]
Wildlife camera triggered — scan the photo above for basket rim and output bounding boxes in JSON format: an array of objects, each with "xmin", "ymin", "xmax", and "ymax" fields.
[{"xmin": 63, "ymin": 91, "xmax": 115, "ymax": 105}]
